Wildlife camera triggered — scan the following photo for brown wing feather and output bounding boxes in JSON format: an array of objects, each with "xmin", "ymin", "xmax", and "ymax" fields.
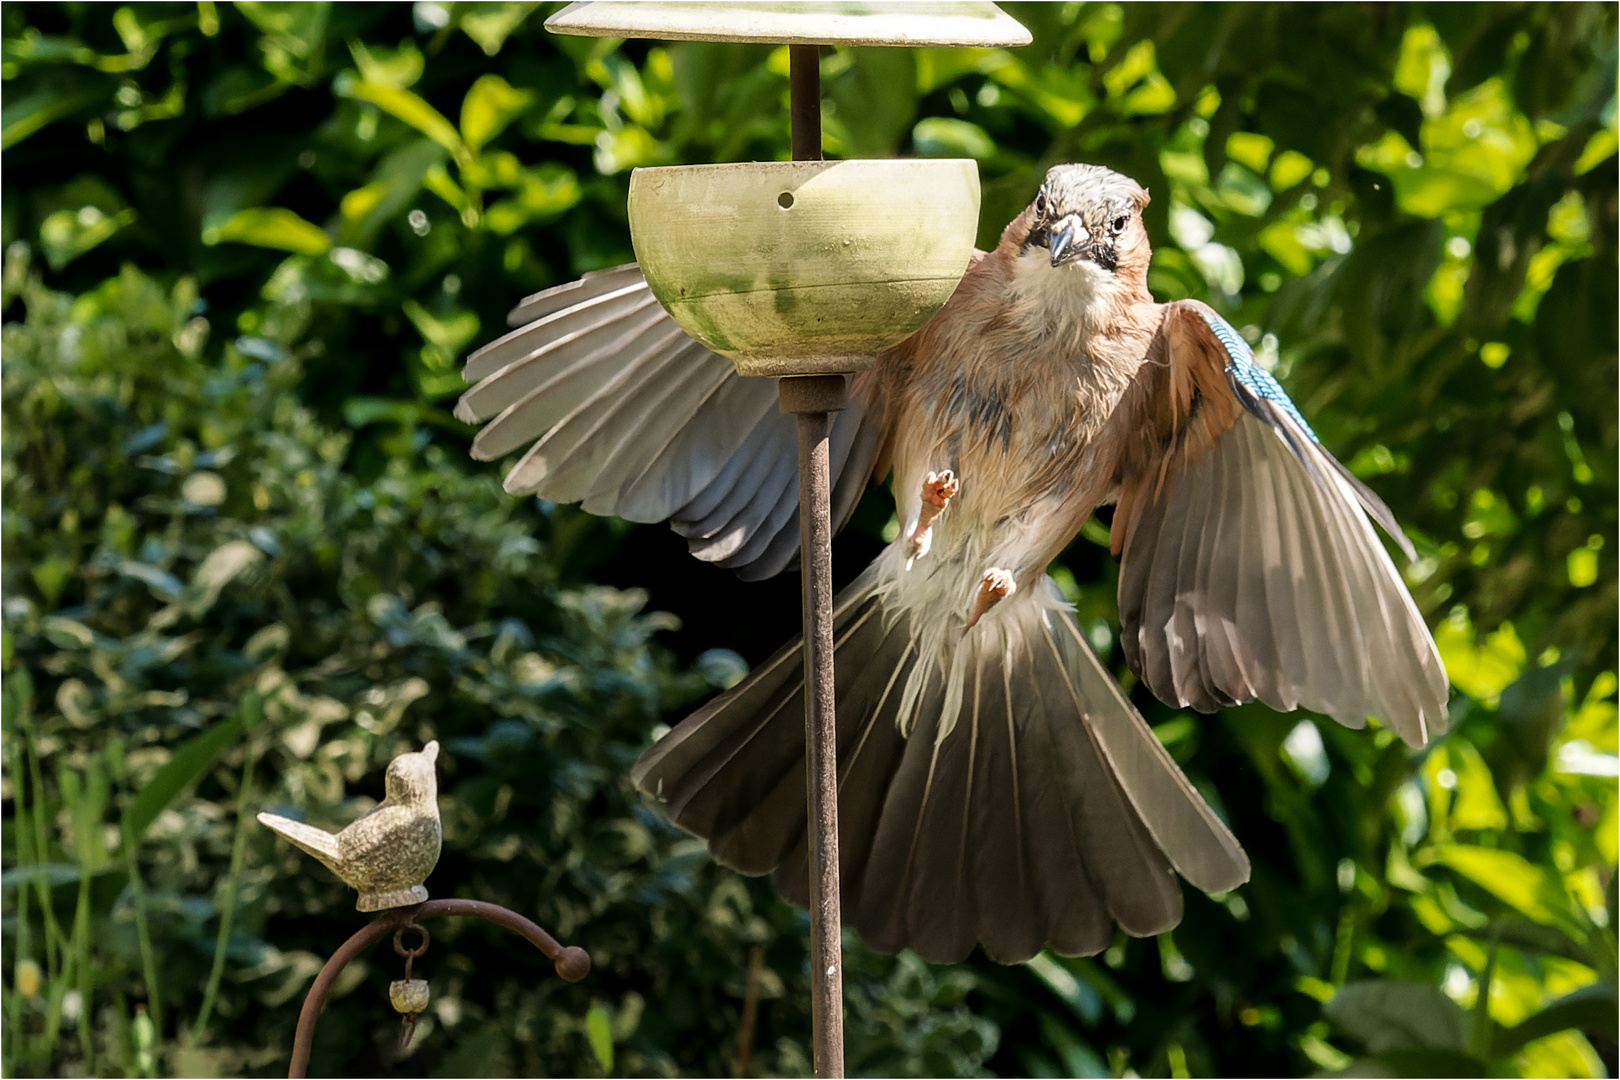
[{"xmin": 1107, "ymin": 300, "xmax": 1447, "ymax": 746}]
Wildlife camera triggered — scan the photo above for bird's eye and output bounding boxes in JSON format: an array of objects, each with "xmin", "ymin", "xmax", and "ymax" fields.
[
  {"xmin": 1034, "ymin": 193, "xmax": 1047, "ymax": 216},
  {"xmin": 1111, "ymin": 214, "xmax": 1129, "ymax": 233}
]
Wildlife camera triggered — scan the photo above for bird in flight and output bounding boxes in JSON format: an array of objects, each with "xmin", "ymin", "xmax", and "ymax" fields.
[{"xmin": 456, "ymin": 163, "xmax": 1449, "ymax": 965}]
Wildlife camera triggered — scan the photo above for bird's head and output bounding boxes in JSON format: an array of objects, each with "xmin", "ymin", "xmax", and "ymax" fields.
[
  {"xmin": 385, "ymin": 740, "xmax": 440, "ymax": 805},
  {"xmin": 1018, "ymin": 164, "xmax": 1150, "ymax": 278}
]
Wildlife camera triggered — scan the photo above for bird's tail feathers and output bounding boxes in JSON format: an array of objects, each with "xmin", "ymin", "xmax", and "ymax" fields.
[
  {"xmin": 632, "ymin": 562, "xmax": 1249, "ymax": 964},
  {"xmin": 257, "ymin": 812, "xmax": 341, "ymax": 868}
]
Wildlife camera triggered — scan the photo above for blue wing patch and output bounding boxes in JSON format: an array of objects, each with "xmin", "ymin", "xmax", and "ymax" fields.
[{"xmin": 1197, "ymin": 308, "xmax": 1319, "ymax": 443}]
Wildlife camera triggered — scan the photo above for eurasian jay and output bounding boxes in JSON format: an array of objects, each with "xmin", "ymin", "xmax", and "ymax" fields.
[{"xmin": 456, "ymin": 163, "xmax": 1449, "ymax": 964}]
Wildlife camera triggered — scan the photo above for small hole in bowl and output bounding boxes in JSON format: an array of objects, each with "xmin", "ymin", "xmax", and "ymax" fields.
[{"xmin": 778, "ymin": 192, "xmax": 794, "ymax": 209}]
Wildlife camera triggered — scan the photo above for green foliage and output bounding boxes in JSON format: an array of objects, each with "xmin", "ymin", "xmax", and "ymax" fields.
[{"xmin": 2, "ymin": 2, "xmax": 1616, "ymax": 1078}]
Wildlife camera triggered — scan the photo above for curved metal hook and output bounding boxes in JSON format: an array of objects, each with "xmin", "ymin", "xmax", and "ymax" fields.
[{"xmin": 288, "ymin": 899, "xmax": 590, "ymax": 1078}]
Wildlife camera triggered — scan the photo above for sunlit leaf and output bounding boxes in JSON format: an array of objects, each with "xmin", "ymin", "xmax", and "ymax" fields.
[
  {"xmin": 237, "ymin": 1, "xmax": 329, "ymax": 84},
  {"xmin": 202, "ymin": 207, "xmax": 330, "ymax": 255},
  {"xmin": 585, "ymin": 1001, "xmax": 614, "ymax": 1070},
  {"xmin": 346, "ymin": 79, "xmax": 467, "ymax": 163},
  {"xmin": 485, "ymin": 163, "xmax": 581, "ymax": 234},
  {"xmin": 458, "ymin": 2, "xmax": 541, "ymax": 57},
  {"xmin": 1512, "ymin": 1030, "xmax": 1606, "ymax": 1080},
  {"xmin": 1214, "ymin": 163, "xmax": 1272, "ymax": 216},
  {"xmin": 1, "ymin": 89, "xmax": 104, "ymax": 150},
  {"xmin": 460, "ymin": 74, "xmax": 534, "ymax": 154},
  {"xmin": 347, "ymin": 38, "xmax": 422, "ymax": 90},
  {"xmin": 1448, "ymin": 740, "xmax": 1508, "ymax": 831},
  {"xmin": 1430, "ymin": 845, "xmax": 1577, "ymax": 930},
  {"xmin": 39, "ymin": 206, "xmax": 136, "ymax": 270},
  {"xmin": 1433, "ymin": 612, "xmax": 1525, "ymax": 707},
  {"xmin": 1226, "ymin": 131, "xmax": 1274, "ymax": 173},
  {"xmin": 913, "ymin": 117, "xmax": 997, "ymax": 160},
  {"xmin": 1573, "ymin": 127, "xmax": 1617, "ymax": 174},
  {"xmin": 402, "ymin": 301, "xmax": 479, "ymax": 354},
  {"xmin": 1268, "ymin": 150, "xmax": 1315, "ymax": 190},
  {"xmin": 1393, "ymin": 24, "xmax": 1451, "ymax": 117}
]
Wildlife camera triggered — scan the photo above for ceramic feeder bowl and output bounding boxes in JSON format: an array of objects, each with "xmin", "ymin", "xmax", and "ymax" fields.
[{"xmin": 627, "ymin": 159, "xmax": 981, "ymax": 376}]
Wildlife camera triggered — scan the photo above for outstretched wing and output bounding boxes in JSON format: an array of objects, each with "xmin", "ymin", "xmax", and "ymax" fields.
[
  {"xmin": 457, "ymin": 265, "xmax": 888, "ymax": 581},
  {"xmin": 1108, "ymin": 300, "xmax": 1448, "ymax": 746}
]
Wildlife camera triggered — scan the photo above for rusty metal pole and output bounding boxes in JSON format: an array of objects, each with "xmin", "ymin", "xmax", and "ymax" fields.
[
  {"xmin": 783, "ymin": 42, "xmax": 845, "ymax": 1080},
  {"xmin": 789, "ymin": 45, "xmax": 821, "ymax": 162}
]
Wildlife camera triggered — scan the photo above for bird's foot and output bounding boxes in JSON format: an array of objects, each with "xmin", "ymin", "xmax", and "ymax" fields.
[
  {"xmin": 965, "ymin": 567, "xmax": 1016, "ymax": 628},
  {"xmin": 904, "ymin": 470, "xmax": 959, "ymax": 567}
]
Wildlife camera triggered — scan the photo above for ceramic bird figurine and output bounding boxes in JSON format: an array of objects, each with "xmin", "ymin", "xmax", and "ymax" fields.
[
  {"xmin": 258, "ymin": 741, "xmax": 442, "ymax": 912},
  {"xmin": 456, "ymin": 163, "xmax": 1449, "ymax": 964}
]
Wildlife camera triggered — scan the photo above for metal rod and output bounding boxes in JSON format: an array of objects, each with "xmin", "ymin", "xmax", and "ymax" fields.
[
  {"xmin": 288, "ymin": 899, "xmax": 589, "ymax": 1078},
  {"xmin": 787, "ymin": 45, "xmax": 841, "ymax": 1080},
  {"xmin": 778, "ymin": 374, "xmax": 846, "ymax": 1079},
  {"xmin": 789, "ymin": 45, "xmax": 821, "ymax": 161}
]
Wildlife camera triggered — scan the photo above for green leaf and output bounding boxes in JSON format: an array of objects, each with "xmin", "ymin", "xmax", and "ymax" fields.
[
  {"xmin": 460, "ymin": 74, "xmax": 533, "ymax": 154},
  {"xmin": 39, "ymin": 206, "xmax": 137, "ymax": 271},
  {"xmin": 484, "ymin": 163, "xmax": 581, "ymax": 234},
  {"xmin": 585, "ymin": 1001, "xmax": 614, "ymax": 1071},
  {"xmin": 402, "ymin": 301, "xmax": 479, "ymax": 354},
  {"xmin": 1574, "ymin": 126, "xmax": 1617, "ymax": 174},
  {"xmin": 913, "ymin": 117, "xmax": 997, "ymax": 160},
  {"xmin": 1, "ymin": 89, "xmax": 104, "ymax": 150},
  {"xmin": 458, "ymin": 3, "xmax": 541, "ymax": 57},
  {"xmin": 1226, "ymin": 131, "xmax": 1274, "ymax": 173},
  {"xmin": 338, "ymin": 140, "xmax": 447, "ymax": 248},
  {"xmin": 1325, "ymin": 980, "xmax": 1469, "ymax": 1053},
  {"xmin": 347, "ymin": 38, "xmax": 422, "ymax": 90},
  {"xmin": 1433, "ymin": 613, "xmax": 1525, "ymax": 707},
  {"xmin": 1490, "ymin": 984, "xmax": 1618, "ymax": 1059},
  {"xmin": 1269, "ymin": 150, "xmax": 1315, "ymax": 190},
  {"xmin": 236, "ymin": 2, "xmax": 329, "ymax": 83},
  {"xmin": 1430, "ymin": 845, "xmax": 1576, "ymax": 930},
  {"xmin": 121, "ymin": 716, "xmax": 244, "ymax": 844},
  {"xmin": 347, "ymin": 80, "xmax": 468, "ymax": 163},
  {"xmin": 202, "ymin": 208, "xmax": 330, "ymax": 255},
  {"xmin": 830, "ymin": 47, "xmax": 917, "ymax": 157},
  {"xmin": 187, "ymin": 540, "xmax": 264, "ymax": 616},
  {"xmin": 1371, "ymin": 1047, "xmax": 1489, "ymax": 1077}
]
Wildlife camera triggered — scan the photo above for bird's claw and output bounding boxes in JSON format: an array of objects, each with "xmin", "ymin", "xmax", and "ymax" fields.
[
  {"xmin": 965, "ymin": 568, "xmax": 1016, "ymax": 628},
  {"xmin": 904, "ymin": 470, "xmax": 959, "ymax": 567},
  {"xmin": 921, "ymin": 470, "xmax": 960, "ymax": 510}
]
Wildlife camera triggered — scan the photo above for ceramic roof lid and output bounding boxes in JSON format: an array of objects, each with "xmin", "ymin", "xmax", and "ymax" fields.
[{"xmin": 544, "ymin": 2, "xmax": 1031, "ymax": 48}]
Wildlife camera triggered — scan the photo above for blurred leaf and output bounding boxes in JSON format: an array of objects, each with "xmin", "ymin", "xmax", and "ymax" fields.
[
  {"xmin": 38, "ymin": 206, "xmax": 136, "ymax": 270},
  {"xmin": 458, "ymin": 2, "xmax": 541, "ymax": 57},
  {"xmin": 830, "ymin": 47, "xmax": 916, "ymax": 157},
  {"xmin": 485, "ymin": 163, "xmax": 580, "ymax": 234},
  {"xmin": 338, "ymin": 139, "xmax": 447, "ymax": 248},
  {"xmin": 1, "ymin": 88, "xmax": 105, "ymax": 150},
  {"xmin": 202, "ymin": 207, "xmax": 331, "ymax": 255},
  {"xmin": 1371, "ymin": 1046, "xmax": 1490, "ymax": 1076},
  {"xmin": 1490, "ymin": 982, "xmax": 1618, "ymax": 1058},
  {"xmin": 913, "ymin": 117, "xmax": 997, "ymax": 160},
  {"xmin": 236, "ymin": 1, "xmax": 329, "ymax": 84},
  {"xmin": 460, "ymin": 74, "xmax": 534, "ymax": 154},
  {"xmin": 1433, "ymin": 614, "xmax": 1525, "ymax": 707},
  {"xmin": 1325, "ymin": 980, "xmax": 1469, "ymax": 1053},
  {"xmin": 1430, "ymin": 845, "xmax": 1579, "ymax": 932},
  {"xmin": 585, "ymin": 1001, "xmax": 614, "ymax": 1071},
  {"xmin": 347, "ymin": 38, "xmax": 423, "ymax": 90},
  {"xmin": 121, "ymin": 716, "xmax": 244, "ymax": 843},
  {"xmin": 345, "ymin": 79, "xmax": 468, "ymax": 163}
]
